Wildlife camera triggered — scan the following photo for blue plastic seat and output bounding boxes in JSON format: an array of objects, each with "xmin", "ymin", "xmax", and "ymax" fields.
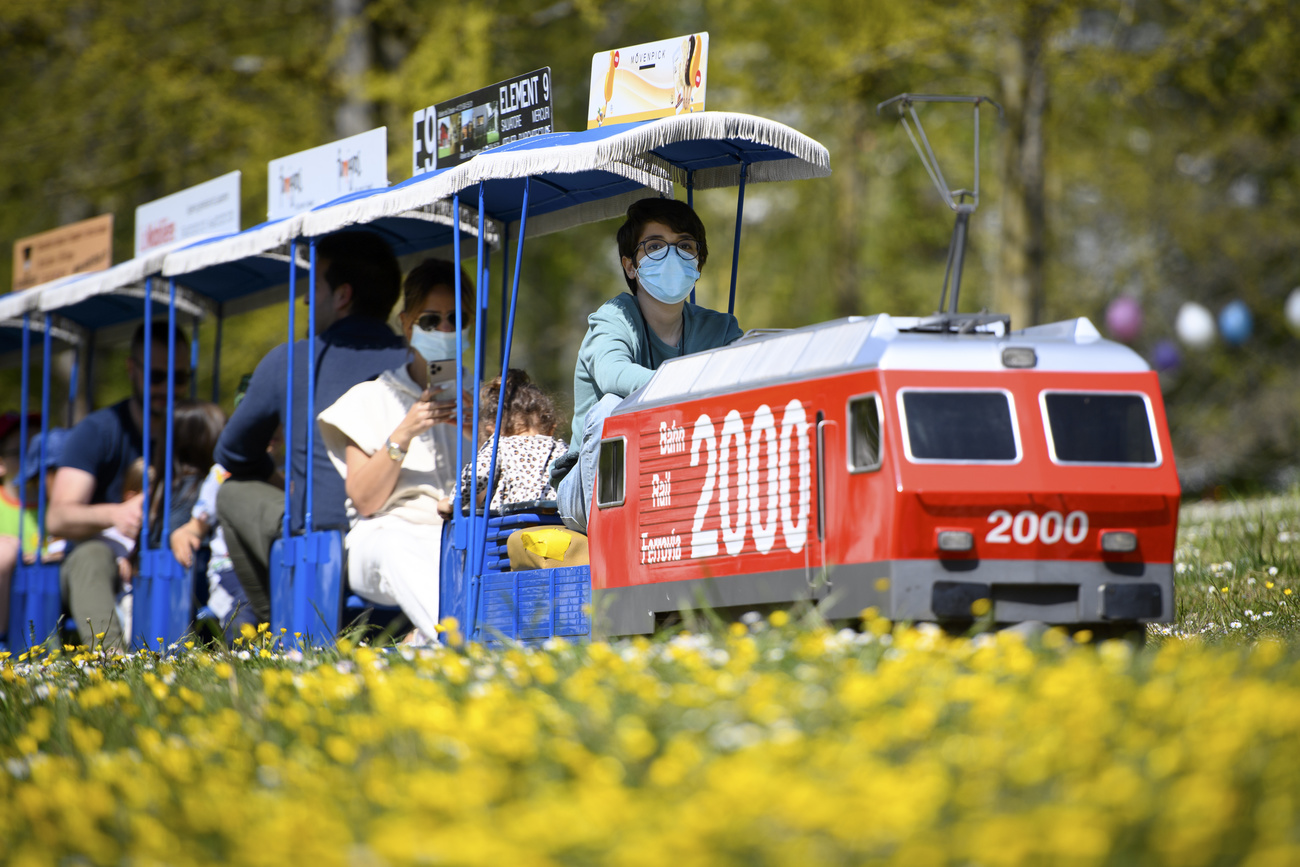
[
  {"xmin": 269, "ymin": 529, "xmax": 345, "ymax": 643},
  {"xmin": 474, "ymin": 565, "xmax": 592, "ymax": 645},
  {"xmin": 133, "ymin": 549, "xmax": 191, "ymax": 650},
  {"xmin": 464, "ymin": 501, "xmax": 589, "ymax": 645},
  {"xmin": 5, "ymin": 561, "xmax": 61, "ymax": 651}
]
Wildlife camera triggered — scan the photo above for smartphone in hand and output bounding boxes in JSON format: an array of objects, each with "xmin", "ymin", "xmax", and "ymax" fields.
[
  {"xmin": 427, "ymin": 359, "xmax": 455, "ymax": 388},
  {"xmin": 425, "ymin": 360, "xmax": 457, "ymax": 405}
]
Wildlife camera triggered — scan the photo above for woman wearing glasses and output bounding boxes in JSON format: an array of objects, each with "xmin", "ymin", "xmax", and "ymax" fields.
[
  {"xmin": 317, "ymin": 259, "xmax": 472, "ymax": 643},
  {"xmin": 553, "ymin": 198, "xmax": 743, "ymax": 533}
]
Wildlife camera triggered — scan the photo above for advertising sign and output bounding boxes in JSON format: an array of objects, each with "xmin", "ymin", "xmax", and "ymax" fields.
[
  {"xmin": 412, "ymin": 67, "xmax": 553, "ymax": 175},
  {"xmin": 11, "ymin": 214, "xmax": 113, "ymax": 293},
  {"xmin": 267, "ymin": 127, "xmax": 388, "ymax": 221},
  {"xmin": 587, "ymin": 33, "xmax": 708, "ymax": 128},
  {"xmin": 134, "ymin": 171, "xmax": 241, "ymax": 257}
]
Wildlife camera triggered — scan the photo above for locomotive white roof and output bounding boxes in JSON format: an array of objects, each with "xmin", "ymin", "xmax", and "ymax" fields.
[{"xmin": 624, "ymin": 314, "xmax": 1151, "ymax": 410}]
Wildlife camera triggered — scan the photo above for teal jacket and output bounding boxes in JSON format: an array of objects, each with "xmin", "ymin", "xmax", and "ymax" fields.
[{"xmin": 564, "ymin": 292, "xmax": 743, "ymax": 463}]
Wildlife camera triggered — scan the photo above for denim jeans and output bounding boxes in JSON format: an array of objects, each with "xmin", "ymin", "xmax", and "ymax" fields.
[{"xmin": 557, "ymin": 393, "xmax": 623, "ymax": 534}]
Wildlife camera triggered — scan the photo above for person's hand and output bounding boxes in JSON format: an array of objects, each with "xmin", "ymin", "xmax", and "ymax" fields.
[
  {"xmin": 114, "ymin": 494, "xmax": 143, "ymax": 539},
  {"xmin": 394, "ymin": 391, "xmax": 439, "ymax": 446},
  {"xmin": 170, "ymin": 521, "xmax": 203, "ymax": 568},
  {"xmin": 116, "ymin": 556, "xmax": 134, "ymax": 583},
  {"xmin": 436, "ymin": 496, "xmax": 453, "ymax": 520}
]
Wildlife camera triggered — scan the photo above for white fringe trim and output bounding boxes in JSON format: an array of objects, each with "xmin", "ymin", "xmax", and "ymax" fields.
[
  {"xmin": 150, "ymin": 112, "xmax": 829, "ymax": 287},
  {"xmin": 162, "ymin": 218, "xmax": 301, "ymax": 278},
  {"xmin": 298, "ymin": 172, "xmax": 466, "ymax": 240},
  {"xmin": 297, "ymin": 112, "xmax": 830, "ymax": 241}
]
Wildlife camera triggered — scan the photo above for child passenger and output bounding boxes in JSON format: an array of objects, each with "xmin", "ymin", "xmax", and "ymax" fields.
[
  {"xmin": 170, "ymin": 400, "xmax": 258, "ymax": 642},
  {"xmin": 102, "ymin": 458, "xmax": 152, "ymax": 582},
  {"xmin": 441, "ymin": 369, "xmax": 568, "ymax": 515}
]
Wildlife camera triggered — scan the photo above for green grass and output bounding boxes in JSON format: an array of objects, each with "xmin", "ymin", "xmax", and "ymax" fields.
[{"xmin": 1158, "ymin": 490, "xmax": 1300, "ymax": 645}]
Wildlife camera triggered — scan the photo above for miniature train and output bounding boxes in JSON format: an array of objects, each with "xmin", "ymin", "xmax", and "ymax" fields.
[{"xmin": 580, "ymin": 312, "xmax": 1179, "ymax": 635}]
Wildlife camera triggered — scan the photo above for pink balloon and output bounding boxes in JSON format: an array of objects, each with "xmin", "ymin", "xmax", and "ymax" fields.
[{"xmin": 1105, "ymin": 296, "xmax": 1143, "ymax": 343}]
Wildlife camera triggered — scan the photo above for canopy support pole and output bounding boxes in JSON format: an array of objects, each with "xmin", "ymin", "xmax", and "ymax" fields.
[
  {"xmin": 467, "ymin": 183, "xmax": 488, "ymax": 587},
  {"xmin": 282, "ymin": 244, "xmax": 296, "ymax": 549},
  {"xmin": 38, "ymin": 318, "xmax": 52, "ymax": 565},
  {"xmin": 211, "ymin": 304, "xmax": 224, "ymax": 404},
  {"xmin": 687, "ymin": 171, "xmax": 696, "ymax": 305},
  {"xmin": 452, "ymin": 196, "xmax": 466, "ymax": 554},
  {"xmin": 728, "ymin": 161, "xmax": 749, "ymax": 317},
  {"xmin": 189, "ymin": 314, "xmax": 200, "ymax": 401},
  {"xmin": 478, "ymin": 178, "xmax": 530, "ymax": 589},
  {"xmin": 67, "ymin": 345, "xmax": 79, "ymax": 427},
  {"xmin": 305, "ymin": 240, "xmax": 317, "ymax": 534},
  {"xmin": 141, "ymin": 280, "xmax": 152, "ymax": 570},
  {"xmin": 163, "ymin": 279, "xmax": 179, "ymax": 548},
  {"xmin": 16, "ymin": 317, "xmax": 30, "ymax": 567},
  {"xmin": 499, "ymin": 223, "xmax": 510, "ymax": 369}
]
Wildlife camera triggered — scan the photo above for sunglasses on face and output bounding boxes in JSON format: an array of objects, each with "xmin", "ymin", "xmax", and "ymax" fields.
[
  {"xmin": 147, "ymin": 368, "xmax": 191, "ymax": 387},
  {"xmin": 415, "ymin": 312, "xmax": 468, "ymax": 331}
]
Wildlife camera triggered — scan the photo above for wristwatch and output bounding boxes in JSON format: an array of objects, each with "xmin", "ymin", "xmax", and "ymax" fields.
[{"xmin": 385, "ymin": 439, "xmax": 407, "ymax": 462}]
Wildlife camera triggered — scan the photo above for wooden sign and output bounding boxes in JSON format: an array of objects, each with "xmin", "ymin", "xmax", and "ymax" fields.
[{"xmin": 12, "ymin": 214, "xmax": 114, "ymax": 292}]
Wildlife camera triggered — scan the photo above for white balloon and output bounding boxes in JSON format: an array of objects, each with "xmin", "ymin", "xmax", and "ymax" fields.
[
  {"xmin": 1176, "ymin": 301, "xmax": 1216, "ymax": 349},
  {"xmin": 1286, "ymin": 287, "xmax": 1300, "ymax": 334}
]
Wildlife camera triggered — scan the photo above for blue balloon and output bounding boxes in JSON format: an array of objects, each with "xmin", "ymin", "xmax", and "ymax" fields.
[
  {"xmin": 1152, "ymin": 339, "xmax": 1181, "ymax": 371},
  {"xmin": 1218, "ymin": 300, "xmax": 1253, "ymax": 346}
]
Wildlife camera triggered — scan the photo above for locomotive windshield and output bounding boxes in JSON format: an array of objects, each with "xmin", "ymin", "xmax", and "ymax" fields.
[
  {"xmin": 1042, "ymin": 392, "xmax": 1159, "ymax": 465},
  {"xmin": 900, "ymin": 390, "xmax": 1019, "ymax": 462}
]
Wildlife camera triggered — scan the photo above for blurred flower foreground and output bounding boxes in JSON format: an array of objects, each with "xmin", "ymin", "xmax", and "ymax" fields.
[{"xmin": 2, "ymin": 617, "xmax": 1299, "ymax": 867}]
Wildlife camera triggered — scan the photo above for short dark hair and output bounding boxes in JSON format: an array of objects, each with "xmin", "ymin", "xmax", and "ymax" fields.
[
  {"xmin": 402, "ymin": 258, "xmax": 475, "ymax": 320},
  {"xmin": 616, "ymin": 198, "xmax": 709, "ymax": 293},
  {"xmin": 316, "ymin": 231, "xmax": 402, "ymax": 321},
  {"xmin": 130, "ymin": 321, "xmax": 190, "ymax": 361}
]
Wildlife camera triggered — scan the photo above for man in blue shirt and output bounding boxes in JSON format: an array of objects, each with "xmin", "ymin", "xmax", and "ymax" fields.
[
  {"xmin": 48, "ymin": 323, "xmax": 190, "ymax": 650},
  {"xmin": 214, "ymin": 231, "xmax": 408, "ymax": 623}
]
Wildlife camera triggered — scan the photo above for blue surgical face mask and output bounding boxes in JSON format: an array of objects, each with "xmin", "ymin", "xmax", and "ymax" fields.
[
  {"xmin": 636, "ymin": 247, "xmax": 700, "ymax": 305},
  {"xmin": 409, "ymin": 324, "xmax": 462, "ymax": 362}
]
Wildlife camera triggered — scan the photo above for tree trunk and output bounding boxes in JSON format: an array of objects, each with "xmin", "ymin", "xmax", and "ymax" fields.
[
  {"xmin": 333, "ymin": 0, "xmax": 374, "ymax": 138},
  {"xmin": 997, "ymin": 18, "xmax": 1048, "ymax": 329}
]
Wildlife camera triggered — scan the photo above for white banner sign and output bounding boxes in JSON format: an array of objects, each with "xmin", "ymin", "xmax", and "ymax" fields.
[
  {"xmin": 267, "ymin": 127, "xmax": 388, "ymax": 221},
  {"xmin": 134, "ymin": 171, "xmax": 242, "ymax": 257},
  {"xmin": 588, "ymin": 33, "xmax": 708, "ymax": 128}
]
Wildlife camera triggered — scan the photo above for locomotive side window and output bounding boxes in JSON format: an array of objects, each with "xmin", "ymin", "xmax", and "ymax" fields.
[
  {"xmin": 597, "ymin": 437, "xmax": 626, "ymax": 508},
  {"xmin": 1042, "ymin": 392, "xmax": 1160, "ymax": 465},
  {"xmin": 848, "ymin": 394, "xmax": 882, "ymax": 472},
  {"xmin": 899, "ymin": 390, "xmax": 1020, "ymax": 463}
]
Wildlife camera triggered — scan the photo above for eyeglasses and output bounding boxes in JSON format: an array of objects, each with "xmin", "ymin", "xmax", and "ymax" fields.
[
  {"xmin": 415, "ymin": 312, "xmax": 469, "ymax": 331},
  {"xmin": 637, "ymin": 237, "xmax": 701, "ymax": 262},
  {"xmin": 147, "ymin": 368, "xmax": 191, "ymax": 387}
]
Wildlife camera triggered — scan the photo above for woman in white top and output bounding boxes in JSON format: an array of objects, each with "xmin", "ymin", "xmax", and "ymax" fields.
[{"xmin": 317, "ymin": 259, "xmax": 472, "ymax": 641}]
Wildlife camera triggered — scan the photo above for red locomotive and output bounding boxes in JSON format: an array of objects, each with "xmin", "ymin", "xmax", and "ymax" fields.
[{"xmin": 586, "ymin": 313, "xmax": 1179, "ymax": 636}]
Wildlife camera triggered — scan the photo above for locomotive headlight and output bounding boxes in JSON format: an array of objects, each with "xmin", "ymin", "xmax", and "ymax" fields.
[
  {"xmin": 1100, "ymin": 530, "xmax": 1138, "ymax": 553},
  {"xmin": 1001, "ymin": 346, "xmax": 1037, "ymax": 368},
  {"xmin": 936, "ymin": 530, "xmax": 974, "ymax": 552}
]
